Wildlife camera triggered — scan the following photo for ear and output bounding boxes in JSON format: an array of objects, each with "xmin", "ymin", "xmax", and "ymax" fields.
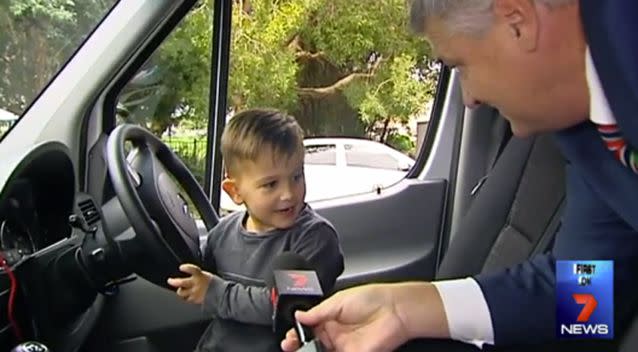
[
  {"xmin": 221, "ymin": 178, "xmax": 244, "ymax": 205},
  {"xmin": 493, "ymin": 0, "xmax": 539, "ymax": 52}
]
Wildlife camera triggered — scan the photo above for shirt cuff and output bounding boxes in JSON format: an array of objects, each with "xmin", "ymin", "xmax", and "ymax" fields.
[{"xmin": 433, "ymin": 278, "xmax": 494, "ymax": 348}]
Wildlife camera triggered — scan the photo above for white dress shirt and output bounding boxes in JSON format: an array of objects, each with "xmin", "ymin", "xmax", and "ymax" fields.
[
  {"xmin": 432, "ymin": 47, "xmax": 609, "ymax": 349},
  {"xmin": 433, "ymin": 278, "xmax": 494, "ymax": 348},
  {"xmin": 586, "ymin": 48, "xmax": 616, "ymax": 125}
]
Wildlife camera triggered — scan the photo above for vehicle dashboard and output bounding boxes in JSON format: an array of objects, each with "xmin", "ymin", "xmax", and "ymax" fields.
[{"xmin": 0, "ymin": 142, "xmax": 105, "ymax": 351}]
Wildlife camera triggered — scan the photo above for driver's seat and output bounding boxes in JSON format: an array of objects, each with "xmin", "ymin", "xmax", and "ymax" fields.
[
  {"xmin": 436, "ymin": 133, "xmax": 564, "ymax": 280},
  {"xmin": 401, "ymin": 132, "xmax": 635, "ymax": 351}
]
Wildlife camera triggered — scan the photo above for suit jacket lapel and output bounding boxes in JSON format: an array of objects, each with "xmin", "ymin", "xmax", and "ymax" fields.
[
  {"xmin": 580, "ymin": 0, "xmax": 638, "ymax": 148},
  {"xmin": 555, "ymin": 122, "xmax": 638, "ymax": 231}
]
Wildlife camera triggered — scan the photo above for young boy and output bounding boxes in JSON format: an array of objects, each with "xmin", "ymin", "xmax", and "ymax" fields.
[{"xmin": 167, "ymin": 109, "xmax": 344, "ymax": 352}]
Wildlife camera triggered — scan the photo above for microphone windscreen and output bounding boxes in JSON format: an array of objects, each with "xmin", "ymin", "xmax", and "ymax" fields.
[{"xmin": 266, "ymin": 252, "xmax": 312, "ymax": 287}]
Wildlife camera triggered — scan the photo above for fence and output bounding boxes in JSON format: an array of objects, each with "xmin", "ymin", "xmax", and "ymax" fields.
[{"xmin": 163, "ymin": 137, "xmax": 207, "ymax": 184}]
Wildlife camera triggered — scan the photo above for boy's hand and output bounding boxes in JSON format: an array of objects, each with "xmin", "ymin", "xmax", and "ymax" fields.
[{"xmin": 167, "ymin": 264, "xmax": 214, "ymax": 305}]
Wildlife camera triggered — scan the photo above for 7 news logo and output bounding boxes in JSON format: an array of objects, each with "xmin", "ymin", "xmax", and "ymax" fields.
[{"xmin": 556, "ymin": 260, "xmax": 614, "ymax": 339}]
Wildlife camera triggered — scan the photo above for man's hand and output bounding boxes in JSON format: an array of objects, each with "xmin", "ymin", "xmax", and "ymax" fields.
[
  {"xmin": 280, "ymin": 284, "xmax": 408, "ymax": 352},
  {"xmin": 280, "ymin": 282, "xmax": 449, "ymax": 352},
  {"xmin": 167, "ymin": 264, "xmax": 214, "ymax": 305}
]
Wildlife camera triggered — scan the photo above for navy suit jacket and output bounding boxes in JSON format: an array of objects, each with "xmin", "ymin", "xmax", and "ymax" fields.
[{"xmin": 474, "ymin": 0, "xmax": 638, "ymax": 345}]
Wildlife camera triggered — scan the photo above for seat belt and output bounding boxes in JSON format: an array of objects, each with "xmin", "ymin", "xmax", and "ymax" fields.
[
  {"xmin": 531, "ymin": 199, "xmax": 565, "ymax": 256},
  {"xmin": 470, "ymin": 126, "xmax": 513, "ymax": 196}
]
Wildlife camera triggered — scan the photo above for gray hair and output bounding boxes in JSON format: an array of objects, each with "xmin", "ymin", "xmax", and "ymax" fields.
[{"xmin": 409, "ymin": 0, "xmax": 576, "ymax": 36}]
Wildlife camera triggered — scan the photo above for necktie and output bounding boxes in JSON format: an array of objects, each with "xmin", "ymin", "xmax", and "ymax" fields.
[{"xmin": 595, "ymin": 123, "xmax": 638, "ymax": 174}]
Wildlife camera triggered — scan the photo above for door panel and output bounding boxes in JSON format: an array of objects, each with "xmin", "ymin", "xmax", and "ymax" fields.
[
  {"xmin": 317, "ymin": 180, "xmax": 447, "ymax": 289},
  {"xmin": 83, "ymin": 76, "xmax": 462, "ymax": 352},
  {"xmin": 83, "ymin": 178, "xmax": 447, "ymax": 351},
  {"xmin": 80, "ymin": 0, "xmax": 465, "ymax": 349},
  {"xmin": 84, "ymin": 278, "xmax": 206, "ymax": 352}
]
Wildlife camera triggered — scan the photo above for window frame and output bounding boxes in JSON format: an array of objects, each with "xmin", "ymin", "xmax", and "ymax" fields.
[{"xmin": 92, "ymin": 0, "xmax": 232, "ymax": 211}]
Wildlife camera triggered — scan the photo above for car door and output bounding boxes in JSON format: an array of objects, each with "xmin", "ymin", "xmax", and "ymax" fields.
[
  {"xmin": 341, "ymin": 141, "xmax": 412, "ymax": 193},
  {"xmin": 75, "ymin": 1, "xmax": 462, "ymax": 351},
  {"xmin": 303, "ymin": 142, "xmax": 348, "ymax": 202}
]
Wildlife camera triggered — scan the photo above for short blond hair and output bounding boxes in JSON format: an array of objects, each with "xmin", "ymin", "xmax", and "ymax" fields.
[{"xmin": 221, "ymin": 109, "xmax": 304, "ymax": 176}]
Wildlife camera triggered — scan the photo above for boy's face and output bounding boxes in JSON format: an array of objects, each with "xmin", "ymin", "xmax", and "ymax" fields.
[{"xmin": 222, "ymin": 148, "xmax": 306, "ymax": 233}]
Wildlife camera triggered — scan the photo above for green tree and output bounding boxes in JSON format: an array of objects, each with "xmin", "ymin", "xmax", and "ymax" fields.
[
  {"xmin": 126, "ymin": 0, "xmax": 438, "ymax": 152},
  {"xmin": 0, "ymin": 0, "xmax": 438, "ymax": 154},
  {"xmin": 0, "ymin": 0, "xmax": 115, "ymax": 115},
  {"xmin": 228, "ymin": 0, "xmax": 438, "ymax": 152},
  {"xmin": 118, "ymin": 2, "xmax": 213, "ymax": 135}
]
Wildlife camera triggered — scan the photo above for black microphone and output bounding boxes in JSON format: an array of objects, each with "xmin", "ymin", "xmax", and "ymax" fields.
[{"xmin": 267, "ymin": 252, "xmax": 325, "ymax": 351}]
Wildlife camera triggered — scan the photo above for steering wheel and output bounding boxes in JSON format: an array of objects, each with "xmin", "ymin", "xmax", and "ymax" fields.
[{"xmin": 105, "ymin": 124, "xmax": 219, "ymax": 288}]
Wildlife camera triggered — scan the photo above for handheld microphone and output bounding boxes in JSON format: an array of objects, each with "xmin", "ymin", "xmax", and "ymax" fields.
[{"xmin": 267, "ymin": 252, "xmax": 324, "ymax": 350}]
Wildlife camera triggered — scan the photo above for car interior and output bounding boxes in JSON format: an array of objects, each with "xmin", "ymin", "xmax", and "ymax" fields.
[{"xmin": 0, "ymin": 1, "xmax": 636, "ymax": 352}]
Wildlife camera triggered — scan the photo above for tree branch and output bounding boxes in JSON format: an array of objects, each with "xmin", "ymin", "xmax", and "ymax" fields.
[
  {"xmin": 295, "ymin": 50, "xmax": 325, "ymax": 60},
  {"xmin": 286, "ymin": 33, "xmax": 302, "ymax": 51},
  {"xmin": 298, "ymin": 72, "xmax": 374, "ymax": 96},
  {"xmin": 233, "ymin": 0, "xmax": 252, "ymax": 14},
  {"xmin": 287, "ymin": 33, "xmax": 326, "ymax": 63},
  {"xmin": 297, "ymin": 58, "xmax": 384, "ymax": 97}
]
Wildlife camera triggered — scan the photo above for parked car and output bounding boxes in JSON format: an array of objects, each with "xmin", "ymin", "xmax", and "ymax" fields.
[
  {"xmin": 220, "ymin": 137, "xmax": 415, "ymax": 213},
  {"xmin": 0, "ymin": 109, "xmax": 18, "ymax": 135}
]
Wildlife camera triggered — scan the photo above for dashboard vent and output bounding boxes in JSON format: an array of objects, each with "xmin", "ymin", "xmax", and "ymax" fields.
[{"xmin": 78, "ymin": 198, "xmax": 100, "ymax": 225}]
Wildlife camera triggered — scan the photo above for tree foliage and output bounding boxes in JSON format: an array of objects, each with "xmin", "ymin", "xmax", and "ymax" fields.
[
  {"xmin": 0, "ymin": 0, "xmax": 439, "ymax": 152},
  {"xmin": 227, "ymin": 0, "xmax": 438, "ymax": 151},
  {"xmin": 0, "ymin": 0, "xmax": 114, "ymax": 115},
  {"xmin": 117, "ymin": 3, "xmax": 213, "ymax": 135}
]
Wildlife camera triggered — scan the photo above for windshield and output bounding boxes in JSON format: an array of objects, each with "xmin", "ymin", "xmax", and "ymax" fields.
[{"xmin": 0, "ymin": 0, "xmax": 119, "ymax": 140}]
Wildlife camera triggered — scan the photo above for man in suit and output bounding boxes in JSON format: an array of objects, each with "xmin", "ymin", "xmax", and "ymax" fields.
[{"xmin": 281, "ymin": 0, "xmax": 638, "ymax": 351}]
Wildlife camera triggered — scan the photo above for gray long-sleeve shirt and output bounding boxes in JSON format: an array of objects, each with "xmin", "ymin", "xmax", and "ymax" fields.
[{"xmin": 194, "ymin": 205, "xmax": 344, "ymax": 352}]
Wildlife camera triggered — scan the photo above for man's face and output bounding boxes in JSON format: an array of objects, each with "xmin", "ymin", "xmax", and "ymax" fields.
[
  {"xmin": 224, "ymin": 148, "xmax": 306, "ymax": 233},
  {"xmin": 424, "ymin": 1, "xmax": 588, "ymax": 136}
]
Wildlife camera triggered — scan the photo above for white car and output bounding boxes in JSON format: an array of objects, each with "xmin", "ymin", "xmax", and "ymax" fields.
[
  {"xmin": 0, "ymin": 109, "xmax": 18, "ymax": 135},
  {"xmin": 220, "ymin": 137, "xmax": 415, "ymax": 213}
]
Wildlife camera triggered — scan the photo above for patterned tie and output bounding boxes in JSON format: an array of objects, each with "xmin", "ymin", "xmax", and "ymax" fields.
[{"xmin": 595, "ymin": 123, "xmax": 638, "ymax": 174}]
